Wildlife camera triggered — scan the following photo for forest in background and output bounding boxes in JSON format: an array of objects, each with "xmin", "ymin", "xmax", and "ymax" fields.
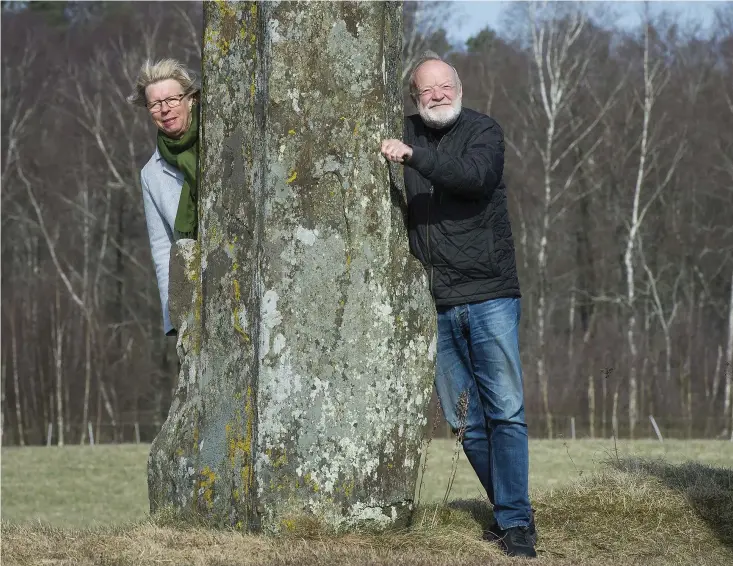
[{"xmin": 2, "ymin": 1, "xmax": 733, "ymax": 445}]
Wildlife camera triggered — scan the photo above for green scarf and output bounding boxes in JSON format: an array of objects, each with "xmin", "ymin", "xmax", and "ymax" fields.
[{"xmin": 157, "ymin": 106, "xmax": 199, "ymax": 240}]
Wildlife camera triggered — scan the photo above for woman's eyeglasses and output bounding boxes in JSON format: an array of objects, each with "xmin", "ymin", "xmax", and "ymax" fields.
[{"xmin": 147, "ymin": 93, "xmax": 187, "ymax": 113}]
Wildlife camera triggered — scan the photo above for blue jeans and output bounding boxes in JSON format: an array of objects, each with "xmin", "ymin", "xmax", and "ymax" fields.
[{"xmin": 435, "ymin": 297, "xmax": 532, "ymax": 530}]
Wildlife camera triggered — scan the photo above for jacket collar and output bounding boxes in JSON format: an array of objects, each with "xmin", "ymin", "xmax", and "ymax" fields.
[{"xmin": 154, "ymin": 146, "xmax": 184, "ymax": 181}]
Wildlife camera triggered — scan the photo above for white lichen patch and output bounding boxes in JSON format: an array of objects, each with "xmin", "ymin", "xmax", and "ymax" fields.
[
  {"xmin": 273, "ymin": 333, "xmax": 286, "ymax": 355},
  {"xmin": 287, "ymin": 88, "xmax": 301, "ymax": 113},
  {"xmin": 237, "ymin": 307, "xmax": 247, "ymax": 332},
  {"xmin": 295, "ymin": 226, "xmax": 318, "ymax": 246},
  {"xmin": 258, "ymin": 354, "xmax": 304, "ymax": 452},
  {"xmin": 268, "ymin": 18, "xmax": 283, "ymax": 43},
  {"xmin": 260, "ymin": 290, "xmax": 282, "ymax": 359},
  {"xmin": 348, "ymin": 502, "xmax": 393, "ymax": 527}
]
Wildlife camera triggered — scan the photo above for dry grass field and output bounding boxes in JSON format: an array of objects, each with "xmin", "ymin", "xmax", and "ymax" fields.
[{"xmin": 2, "ymin": 438, "xmax": 732, "ymax": 565}]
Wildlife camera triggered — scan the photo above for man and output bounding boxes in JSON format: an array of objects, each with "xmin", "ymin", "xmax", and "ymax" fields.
[{"xmin": 381, "ymin": 52, "xmax": 537, "ymax": 558}]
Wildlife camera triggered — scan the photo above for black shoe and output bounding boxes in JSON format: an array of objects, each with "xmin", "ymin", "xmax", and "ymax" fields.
[
  {"xmin": 499, "ymin": 525, "xmax": 537, "ymax": 558},
  {"xmin": 483, "ymin": 521, "xmax": 503, "ymax": 543},
  {"xmin": 483, "ymin": 509, "xmax": 537, "ymax": 546}
]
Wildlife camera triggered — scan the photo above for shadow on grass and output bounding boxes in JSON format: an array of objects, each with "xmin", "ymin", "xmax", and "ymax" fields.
[
  {"xmin": 613, "ymin": 457, "xmax": 733, "ymax": 549},
  {"xmin": 446, "ymin": 499, "xmax": 494, "ymax": 534}
]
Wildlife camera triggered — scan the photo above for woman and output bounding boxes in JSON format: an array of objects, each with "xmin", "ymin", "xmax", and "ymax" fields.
[{"xmin": 128, "ymin": 58, "xmax": 200, "ymax": 336}]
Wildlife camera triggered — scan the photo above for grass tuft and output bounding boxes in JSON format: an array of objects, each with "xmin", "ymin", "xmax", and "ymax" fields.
[{"xmin": 611, "ymin": 457, "xmax": 733, "ymax": 548}]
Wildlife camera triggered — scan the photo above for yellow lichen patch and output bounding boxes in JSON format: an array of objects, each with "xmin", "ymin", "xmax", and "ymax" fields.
[
  {"xmin": 353, "ymin": 122, "xmax": 359, "ymax": 135},
  {"xmin": 233, "ymin": 280, "xmax": 241, "ymax": 302},
  {"xmin": 288, "ymin": 129, "xmax": 296, "ymax": 135},
  {"xmin": 303, "ymin": 472, "xmax": 320, "ymax": 493},
  {"xmin": 204, "ymin": 28, "xmax": 219, "ymax": 51},
  {"xmin": 281, "ymin": 517, "xmax": 297, "ymax": 532},
  {"xmin": 197, "ymin": 466, "xmax": 216, "ymax": 508},
  {"xmin": 228, "ymin": 433, "xmax": 249, "ymax": 468},
  {"xmin": 233, "ymin": 308, "xmax": 251, "ymax": 343},
  {"xmin": 241, "ymin": 463, "xmax": 252, "ymax": 492},
  {"xmin": 226, "ymin": 388, "xmax": 255, "ymax": 495},
  {"xmin": 266, "ymin": 447, "xmax": 288, "ymax": 469},
  {"xmin": 250, "ymin": 3, "xmax": 257, "ymax": 17},
  {"xmin": 215, "ymin": 0, "xmax": 236, "ymax": 17},
  {"xmin": 286, "ymin": 171, "xmax": 297, "ymax": 184}
]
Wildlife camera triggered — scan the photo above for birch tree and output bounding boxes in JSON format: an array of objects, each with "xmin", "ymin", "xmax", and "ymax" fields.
[
  {"xmin": 525, "ymin": 2, "xmax": 620, "ymax": 437},
  {"xmin": 621, "ymin": 13, "xmax": 686, "ymax": 437}
]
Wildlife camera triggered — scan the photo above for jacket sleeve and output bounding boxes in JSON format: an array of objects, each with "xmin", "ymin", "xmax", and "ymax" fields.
[
  {"xmin": 141, "ymin": 171, "xmax": 175, "ymax": 336},
  {"xmin": 405, "ymin": 119, "xmax": 504, "ymax": 198}
]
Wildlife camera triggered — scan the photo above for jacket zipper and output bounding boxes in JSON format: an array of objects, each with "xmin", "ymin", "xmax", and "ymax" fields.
[{"xmin": 427, "ymin": 135, "xmax": 446, "ymax": 296}]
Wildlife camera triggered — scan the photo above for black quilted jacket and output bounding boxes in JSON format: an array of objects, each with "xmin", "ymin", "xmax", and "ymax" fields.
[{"xmin": 403, "ymin": 108, "xmax": 521, "ymax": 306}]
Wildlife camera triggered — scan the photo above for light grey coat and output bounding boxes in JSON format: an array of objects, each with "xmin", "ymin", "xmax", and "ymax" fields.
[{"xmin": 141, "ymin": 147, "xmax": 184, "ymax": 336}]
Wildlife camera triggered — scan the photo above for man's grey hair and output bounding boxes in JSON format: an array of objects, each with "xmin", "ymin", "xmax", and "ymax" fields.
[
  {"xmin": 127, "ymin": 58, "xmax": 200, "ymax": 108},
  {"xmin": 408, "ymin": 50, "xmax": 462, "ymax": 104}
]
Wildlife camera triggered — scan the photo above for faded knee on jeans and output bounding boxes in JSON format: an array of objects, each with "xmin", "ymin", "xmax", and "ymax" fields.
[{"xmin": 486, "ymin": 396, "xmax": 526, "ymax": 429}]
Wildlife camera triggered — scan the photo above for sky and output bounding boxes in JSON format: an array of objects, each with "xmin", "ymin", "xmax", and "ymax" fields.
[{"xmin": 446, "ymin": 1, "xmax": 725, "ymax": 45}]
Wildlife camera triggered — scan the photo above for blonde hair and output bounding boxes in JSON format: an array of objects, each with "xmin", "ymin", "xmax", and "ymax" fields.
[
  {"xmin": 127, "ymin": 58, "xmax": 200, "ymax": 108},
  {"xmin": 408, "ymin": 50, "xmax": 462, "ymax": 105}
]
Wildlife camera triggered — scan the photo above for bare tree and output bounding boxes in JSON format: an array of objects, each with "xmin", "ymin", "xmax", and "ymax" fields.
[
  {"xmin": 525, "ymin": 2, "xmax": 620, "ymax": 437},
  {"xmin": 620, "ymin": 12, "xmax": 686, "ymax": 437},
  {"xmin": 402, "ymin": 1, "xmax": 454, "ymax": 81},
  {"xmin": 51, "ymin": 286, "xmax": 66, "ymax": 445}
]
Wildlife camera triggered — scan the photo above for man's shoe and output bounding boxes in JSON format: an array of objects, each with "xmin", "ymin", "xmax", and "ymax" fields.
[
  {"xmin": 499, "ymin": 526, "xmax": 537, "ymax": 558},
  {"xmin": 483, "ymin": 510, "xmax": 537, "ymax": 546},
  {"xmin": 483, "ymin": 521, "xmax": 503, "ymax": 542}
]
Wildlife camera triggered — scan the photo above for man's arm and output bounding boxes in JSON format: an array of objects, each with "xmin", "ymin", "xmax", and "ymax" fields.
[{"xmin": 406, "ymin": 120, "xmax": 504, "ymax": 199}]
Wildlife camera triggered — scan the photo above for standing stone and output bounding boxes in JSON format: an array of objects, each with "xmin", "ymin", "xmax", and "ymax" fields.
[{"xmin": 148, "ymin": 0, "xmax": 436, "ymax": 533}]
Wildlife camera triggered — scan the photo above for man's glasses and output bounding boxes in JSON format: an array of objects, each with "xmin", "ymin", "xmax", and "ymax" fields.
[{"xmin": 147, "ymin": 93, "xmax": 187, "ymax": 114}]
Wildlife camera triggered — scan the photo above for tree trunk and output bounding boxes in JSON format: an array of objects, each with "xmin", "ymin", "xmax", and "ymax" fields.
[
  {"xmin": 612, "ymin": 388, "xmax": 619, "ymax": 439},
  {"xmin": 568, "ymin": 288, "xmax": 576, "ymax": 367},
  {"xmin": 53, "ymin": 286, "xmax": 65, "ymax": 446},
  {"xmin": 11, "ymin": 313, "xmax": 25, "ymax": 446},
  {"xmin": 602, "ymin": 373, "xmax": 608, "ymax": 438},
  {"xmin": 1, "ymin": 346, "xmax": 7, "ymax": 443},
  {"xmin": 80, "ymin": 172, "xmax": 92, "ymax": 444},
  {"xmin": 724, "ymin": 270, "xmax": 733, "ymax": 437},
  {"xmin": 588, "ymin": 373, "xmax": 595, "ymax": 438},
  {"xmin": 536, "ymin": 132, "xmax": 553, "ymax": 439}
]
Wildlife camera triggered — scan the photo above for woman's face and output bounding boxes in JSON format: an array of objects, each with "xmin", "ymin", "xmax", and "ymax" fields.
[{"xmin": 145, "ymin": 79, "xmax": 194, "ymax": 139}]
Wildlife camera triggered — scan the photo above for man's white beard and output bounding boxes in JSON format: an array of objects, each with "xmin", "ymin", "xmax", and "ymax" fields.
[{"xmin": 418, "ymin": 98, "xmax": 462, "ymax": 129}]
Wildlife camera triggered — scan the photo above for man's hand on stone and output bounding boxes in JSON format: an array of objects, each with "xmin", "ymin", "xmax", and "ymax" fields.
[{"xmin": 381, "ymin": 139, "xmax": 413, "ymax": 164}]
